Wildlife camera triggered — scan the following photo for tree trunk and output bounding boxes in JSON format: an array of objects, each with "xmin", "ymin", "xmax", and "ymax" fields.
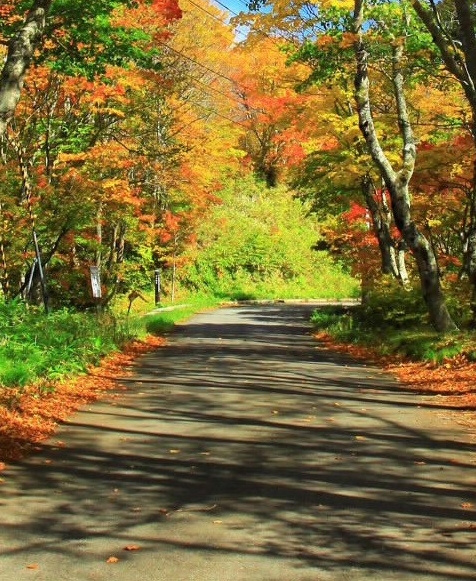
[
  {"xmin": 353, "ymin": 0, "xmax": 456, "ymax": 332},
  {"xmin": 0, "ymin": 0, "xmax": 53, "ymax": 136},
  {"xmin": 362, "ymin": 174, "xmax": 400, "ymax": 278},
  {"xmin": 397, "ymin": 240, "xmax": 409, "ymax": 286}
]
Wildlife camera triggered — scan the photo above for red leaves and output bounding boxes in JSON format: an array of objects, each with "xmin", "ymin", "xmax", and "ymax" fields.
[{"xmin": 342, "ymin": 202, "xmax": 368, "ymax": 224}]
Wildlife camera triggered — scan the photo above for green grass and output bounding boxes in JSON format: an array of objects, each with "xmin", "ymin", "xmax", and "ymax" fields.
[
  {"xmin": 0, "ymin": 294, "xmax": 220, "ymax": 392},
  {"xmin": 310, "ymin": 289, "xmax": 476, "ymax": 364}
]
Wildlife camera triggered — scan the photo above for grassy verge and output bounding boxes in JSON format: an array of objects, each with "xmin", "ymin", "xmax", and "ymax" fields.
[
  {"xmin": 310, "ymin": 304, "xmax": 476, "ymax": 364},
  {"xmin": 0, "ymin": 293, "xmax": 220, "ymax": 394},
  {"xmin": 0, "ymin": 293, "xmax": 222, "ymax": 462}
]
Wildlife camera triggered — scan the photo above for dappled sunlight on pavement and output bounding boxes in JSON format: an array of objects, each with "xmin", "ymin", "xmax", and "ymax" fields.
[{"xmin": 1, "ymin": 305, "xmax": 475, "ymax": 580}]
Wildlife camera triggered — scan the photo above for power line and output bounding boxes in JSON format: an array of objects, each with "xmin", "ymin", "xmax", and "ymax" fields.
[
  {"xmin": 157, "ymin": 39, "xmax": 237, "ymax": 85},
  {"xmin": 181, "ymin": 0, "xmax": 248, "ymax": 39},
  {"xmin": 156, "ymin": 39, "xmax": 263, "ymax": 121},
  {"xmin": 213, "ymin": 0, "xmax": 240, "ymax": 17}
]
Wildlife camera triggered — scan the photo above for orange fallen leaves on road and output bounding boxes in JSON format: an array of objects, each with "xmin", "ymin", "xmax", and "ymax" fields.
[
  {"xmin": 123, "ymin": 545, "xmax": 141, "ymax": 551},
  {"xmin": 0, "ymin": 336, "xmax": 166, "ymax": 463},
  {"xmin": 315, "ymin": 331, "xmax": 476, "ymax": 418}
]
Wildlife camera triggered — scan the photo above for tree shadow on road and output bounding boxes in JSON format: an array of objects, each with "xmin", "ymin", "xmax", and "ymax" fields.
[{"xmin": 2, "ymin": 305, "xmax": 476, "ymax": 580}]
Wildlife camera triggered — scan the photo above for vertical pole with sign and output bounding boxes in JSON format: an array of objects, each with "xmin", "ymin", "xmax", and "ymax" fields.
[{"xmin": 154, "ymin": 269, "xmax": 161, "ymax": 306}]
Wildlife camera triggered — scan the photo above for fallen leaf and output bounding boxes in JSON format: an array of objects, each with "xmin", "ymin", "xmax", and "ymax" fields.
[
  {"xmin": 106, "ymin": 556, "xmax": 119, "ymax": 563},
  {"xmin": 0, "ymin": 462, "xmax": 5, "ymax": 471},
  {"xmin": 461, "ymin": 502, "xmax": 474, "ymax": 509},
  {"xmin": 123, "ymin": 545, "xmax": 141, "ymax": 551},
  {"xmin": 26, "ymin": 564, "xmax": 39, "ymax": 570},
  {"xmin": 169, "ymin": 449, "xmax": 180, "ymax": 454},
  {"xmin": 355, "ymin": 435, "xmax": 367, "ymax": 441},
  {"xmin": 213, "ymin": 520, "xmax": 223, "ymax": 524}
]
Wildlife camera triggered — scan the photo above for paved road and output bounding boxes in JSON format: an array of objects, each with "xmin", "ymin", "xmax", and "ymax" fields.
[{"xmin": 1, "ymin": 304, "xmax": 476, "ymax": 580}]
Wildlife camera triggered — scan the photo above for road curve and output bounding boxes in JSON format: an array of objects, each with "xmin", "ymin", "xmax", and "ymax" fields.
[{"xmin": 1, "ymin": 304, "xmax": 476, "ymax": 581}]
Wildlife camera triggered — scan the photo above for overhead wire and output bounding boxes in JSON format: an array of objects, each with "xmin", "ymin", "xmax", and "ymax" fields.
[
  {"xmin": 183, "ymin": 0, "xmax": 248, "ymax": 40},
  {"xmin": 154, "ymin": 0, "xmax": 288, "ymax": 128}
]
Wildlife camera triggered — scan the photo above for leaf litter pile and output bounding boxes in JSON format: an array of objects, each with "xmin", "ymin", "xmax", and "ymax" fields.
[
  {"xmin": 2, "ymin": 330, "xmax": 476, "ymax": 464},
  {"xmin": 0, "ymin": 336, "xmax": 166, "ymax": 463},
  {"xmin": 314, "ymin": 332, "xmax": 476, "ymax": 426}
]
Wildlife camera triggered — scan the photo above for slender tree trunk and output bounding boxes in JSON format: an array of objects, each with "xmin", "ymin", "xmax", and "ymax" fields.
[
  {"xmin": 0, "ymin": 0, "xmax": 53, "ymax": 136},
  {"xmin": 362, "ymin": 174, "xmax": 400, "ymax": 278},
  {"xmin": 0, "ymin": 202, "xmax": 10, "ymax": 298},
  {"xmin": 397, "ymin": 240, "xmax": 409, "ymax": 285},
  {"xmin": 353, "ymin": 0, "xmax": 456, "ymax": 332}
]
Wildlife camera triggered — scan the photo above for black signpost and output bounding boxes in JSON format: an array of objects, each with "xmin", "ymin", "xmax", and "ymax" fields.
[{"xmin": 154, "ymin": 269, "xmax": 161, "ymax": 305}]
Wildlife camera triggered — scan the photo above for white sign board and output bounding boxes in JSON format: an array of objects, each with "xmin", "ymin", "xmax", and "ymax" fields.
[{"xmin": 90, "ymin": 266, "xmax": 102, "ymax": 299}]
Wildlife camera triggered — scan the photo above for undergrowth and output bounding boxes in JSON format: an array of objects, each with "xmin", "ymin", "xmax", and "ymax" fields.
[
  {"xmin": 310, "ymin": 285, "xmax": 476, "ymax": 364},
  {"xmin": 0, "ymin": 294, "xmax": 219, "ymax": 394}
]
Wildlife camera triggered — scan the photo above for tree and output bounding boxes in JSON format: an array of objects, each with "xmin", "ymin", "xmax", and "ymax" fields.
[
  {"xmin": 353, "ymin": 0, "xmax": 457, "ymax": 331},
  {"xmin": 0, "ymin": 0, "xmax": 53, "ymax": 135},
  {"xmin": 0, "ymin": 0, "xmax": 185, "ymax": 306},
  {"xmin": 0, "ymin": 0, "xmax": 183, "ymax": 135},
  {"xmin": 231, "ymin": 38, "xmax": 312, "ymax": 187},
  {"xmin": 411, "ymin": 0, "xmax": 476, "ymax": 324}
]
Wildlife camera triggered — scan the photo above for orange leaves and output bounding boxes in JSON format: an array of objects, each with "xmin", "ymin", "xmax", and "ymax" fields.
[
  {"xmin": 317, "ymin": 330, "xmax": 476, "ymax": 413},
  {"xmin": 107, "ymin": 544, "xmax": 141, "ymax": 563},
  {"xmin": 112, "ymin": 0, "xmax": 182, "ymax": 40},
  {"xmin": 123, "ymin": 544, "xmax": 141, "ymax": 551},
  {"xmin": 0, "ymin": 336, "xmax": 166, "ymax": 463}
]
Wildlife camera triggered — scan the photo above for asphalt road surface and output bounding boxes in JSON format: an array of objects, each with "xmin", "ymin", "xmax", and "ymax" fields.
[{"xmin": 1, "ymin": 303, "xmax": 476, "ymax": 581}]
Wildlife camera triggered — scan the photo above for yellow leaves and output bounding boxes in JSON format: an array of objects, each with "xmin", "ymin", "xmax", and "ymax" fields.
[
  {"xmin": 316, "ymin": 0, "xmax": 354, "ymax": 8},
  {"xmin": 106, "ymin": 556, "xmax": 119, "ymax": 564},
  {"xmin": 450, "ymin": 162, "xmax": 465, "ymax": 179},
  {"xmin": 102, "ymin": 179, "xmax": 125, "ymax": 191},
  {"xmin": 56, "ymin": 152, "xmax": 88, "ymax": 165},
  {"xmin": 91, "ymin": 106, "xmax": 126, "ymax": 119}
]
